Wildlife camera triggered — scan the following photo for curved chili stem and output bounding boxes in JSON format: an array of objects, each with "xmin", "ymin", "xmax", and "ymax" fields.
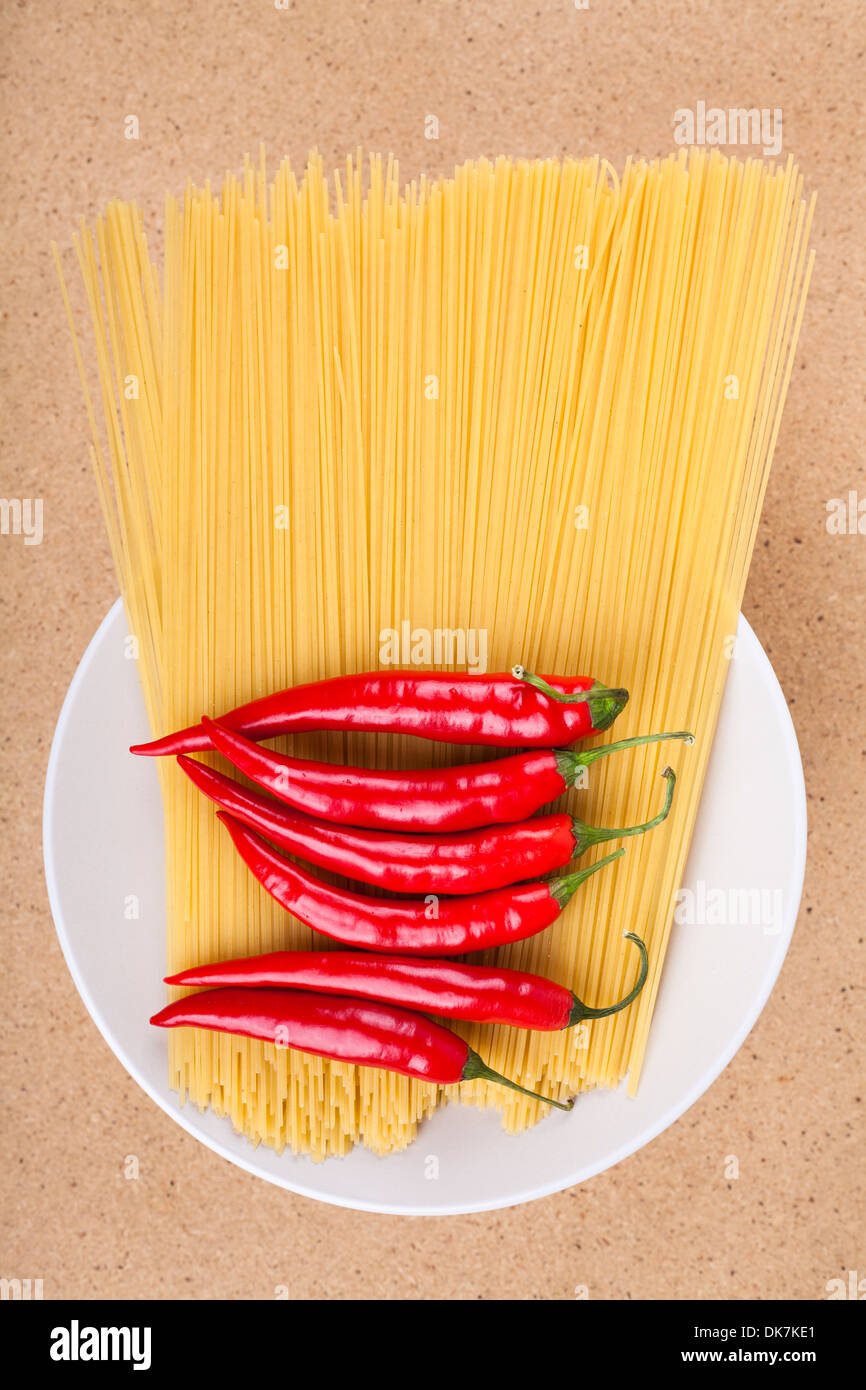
[
  {"xmin": 463, "ymin": 1051, "xmax": 574, "ymax": 1111},
  {"xmin": 572, "ymin": 766, "xmax": 676, "ymax": 855},
  {"xmin": 547, "ymin": 847, "xmax": 626, "ymax": 910},
  {"xmin": 566, "ymin": 932, "xmax": 649, "ymax": 1026},
  {"xmin": 555, "ymin": 730, "xmax": 694, "ymax": 786},
  {"xmin": 511, "ymin": 667, "xmax": 629, "ymax": 732}
]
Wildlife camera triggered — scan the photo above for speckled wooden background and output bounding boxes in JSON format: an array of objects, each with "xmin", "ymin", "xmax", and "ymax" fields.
[{"xmin": 2, "ymin": 0, "xmax": 863, "ymax": 1301}]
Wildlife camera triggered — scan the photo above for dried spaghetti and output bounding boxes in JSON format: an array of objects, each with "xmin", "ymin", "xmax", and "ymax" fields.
[{"xmin": 54, "ymin": 150, "xmax": 814, "ymax": 1157}]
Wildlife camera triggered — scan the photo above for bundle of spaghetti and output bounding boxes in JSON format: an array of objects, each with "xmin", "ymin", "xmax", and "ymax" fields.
[{"xmin": 55, "ymin": 149, "xmax": 813, "ymax": 1157}]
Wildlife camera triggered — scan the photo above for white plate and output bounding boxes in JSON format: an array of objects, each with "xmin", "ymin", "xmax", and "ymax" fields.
[{"xmin": 43, "ymin": 601, "xmax": 806, "ymax": 1214}]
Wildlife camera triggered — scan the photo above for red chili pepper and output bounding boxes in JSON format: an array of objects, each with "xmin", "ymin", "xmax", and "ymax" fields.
[
  {"xmin": 130, "ymin": 667, "xmax": 628, "ymax": 757},
  {"xmin": 178, "ymin": 756, "xmax": 675, "ymax": 894},
  {"xmin": 150, "ymin": 989, "xmax": 574, "ymax": 1110},
  {"xmin": 165, "ymin": 941, "xmax": 649, "ymax": 1030},
  {"xmin": 216, "ymin": 810, "xmax": 624, "ymax": 954},
  {"xmin": 200, "ymin": 714, "xmax": 693, "ymax": 832}
]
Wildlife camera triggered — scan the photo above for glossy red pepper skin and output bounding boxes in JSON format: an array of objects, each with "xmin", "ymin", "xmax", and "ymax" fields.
[
  {"xmin": 200, "ymin": 715, "xmax": 568, "ymax": 831},
  {"xmin": 130, "ymin": 669, "xmax": 627, "ymax": 757},
  {"xmin": 165, "ymin": 950, "xmax": 576, "ymax": 1029},
  {"xmin": 151, "ymin": 988, "xmax": 472, "ymax": 1082},
  {"xmin": 201, "ymin": 717, "xmax": 693, "ymax": 833},
  {"xmin": 166, "ymin": 940, "xmax": 650, "ymax": 1030},
  {"xmin": 178, "ymin": 755, "xmax": 578, "ymax": 894},
  {"xmin": 150, "ymin": 988, "xmax": 574, "ymax": 1108},
  {"xmin": 215, "ymin": 811, "xmax": 623, "ymax": 954}
]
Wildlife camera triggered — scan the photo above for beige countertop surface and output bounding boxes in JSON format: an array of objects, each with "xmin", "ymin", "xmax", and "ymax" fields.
[{"xmin": 1, "ymin": 0, "xmax": 863, "ymax": 1300}]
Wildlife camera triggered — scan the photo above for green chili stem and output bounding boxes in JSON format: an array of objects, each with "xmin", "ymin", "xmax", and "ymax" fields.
[
  {"xmin": 572, "ymin": 766, "xmax": 676, "ymax": 855},
  {"xmin": 566, "ymin": 933, "xmax": 649, "ymax": 1026},
  {"xmin": 463, "ymin": 1050, "xmax": 574, "ymax": 1111},
  {"xmin": 555, "ymin": 730, "xmax": 694, "ymax": 787},
  {"xmin": 511, "ymin": 667, "xmax": 629, "ymax": 732},
  {"xmin": 546, "ymin": 847, "xmax": 626, "ymax": 910}
]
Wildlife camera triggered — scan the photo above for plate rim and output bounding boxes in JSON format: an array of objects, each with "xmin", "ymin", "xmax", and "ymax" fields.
[{"xmin": 43, "ymin": 600, "xmax": 807, "ymax": 1215}]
